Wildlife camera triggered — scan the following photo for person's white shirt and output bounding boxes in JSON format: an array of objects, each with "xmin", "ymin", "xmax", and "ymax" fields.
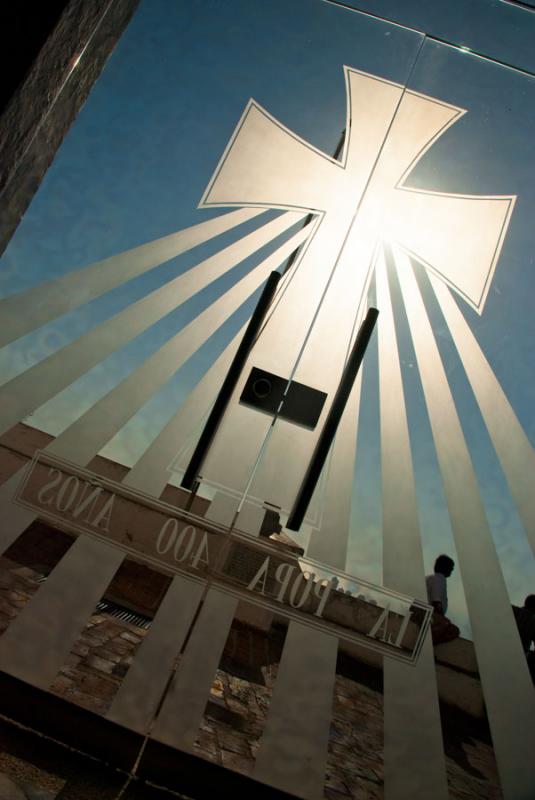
[{"xmin": 426, "ymin": 572, "xmax": 448, "ymax": 614}]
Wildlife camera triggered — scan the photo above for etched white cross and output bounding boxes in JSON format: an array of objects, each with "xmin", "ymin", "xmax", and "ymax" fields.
[{"xmin": 198, "ymin": 68, "xmax": 515, "ymax": 512}]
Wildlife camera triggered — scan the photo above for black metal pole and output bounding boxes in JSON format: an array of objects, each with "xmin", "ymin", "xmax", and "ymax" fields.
[
  {"xmin": 181, "ymin": 270, "xmax": 282, "ymax": 491},
  {"xmin": 286, "ymin": 307, "xmax": 379, "ymax": 531}
]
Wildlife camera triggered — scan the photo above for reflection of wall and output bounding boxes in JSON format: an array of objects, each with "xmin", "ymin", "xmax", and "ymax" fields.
[
  {"xmin": 0, "ymin": 552, "xmax": 502, "ymax": 799},
  {"xmin": 0, "ymin": 422, "xmax": 487, "ymax": 696},
  {"xmin": 0, "ymin": 421, "xmax": 504, "ymax": 799}
]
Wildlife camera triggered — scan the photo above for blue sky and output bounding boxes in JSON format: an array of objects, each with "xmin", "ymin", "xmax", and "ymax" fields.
[
  {"xmin": 1, "ymin": 0, "xmax": 535, "ymax": 636},
  {"xmin": 344, "ymin": 0, "xmax": 535, "ymax": 73}
]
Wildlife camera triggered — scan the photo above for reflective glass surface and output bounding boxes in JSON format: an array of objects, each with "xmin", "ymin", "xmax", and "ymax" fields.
[
  {"xmin": 1, "ymin": 2, "xmax": 535, "ymax": 795},
  {"xmin": 344, "ymin": 0, "xmax": 535, "ymax": 73},
  {"xmin": 1, "ymin": 0, "xmax": 535, "ymax": 637}
]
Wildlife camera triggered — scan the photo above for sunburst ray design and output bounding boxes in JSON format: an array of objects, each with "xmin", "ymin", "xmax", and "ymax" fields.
[
  {"xmin": 428, "ymin": 271, "xmax": 535, "ymax": 558},
  {"xmin": 182, "ymin": 68, "xmax": 517, "ymax": 518},
  {"xmin": 41, "ymin": 219, "xmax": 314, "ymax": 462},
  {"xmin": 0, "ymin": 210, "xmax": 308, "ymax": 435},
  {"xmin": 375, "ymin": 248, "xmax": 448, "ymax": 797},
  {"xmin": 0, "ymin": 207, "xmax": 265, "ymax": 347},
  {"xmin": 391, "ymin": 244, "xmax": 535, "ymax": 795}
]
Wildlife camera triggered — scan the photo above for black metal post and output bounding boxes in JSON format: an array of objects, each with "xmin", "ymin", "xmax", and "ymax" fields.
[
  {"xmin": 286, "ymin": 307, "xmax": 379, "ymax": 531},
  {"xmin": 181, "ymin": 270, "xmax": 282, "ymax": 491}
]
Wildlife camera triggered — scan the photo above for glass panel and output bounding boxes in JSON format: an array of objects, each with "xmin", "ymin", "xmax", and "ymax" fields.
[
  {"xmin": 397, "ymin": 35, "xmax": 535, "ymax": 637},
  {"xmin": 2, "ymin": 1, "xmax": 535, "ymax": 798},
  {"xmin": 342, "ymin": 0, "xmax": 535, "ymax": 74},
  {"xmin": 381, "ymin": 36, "xmax": 535, "ymax": 798}
]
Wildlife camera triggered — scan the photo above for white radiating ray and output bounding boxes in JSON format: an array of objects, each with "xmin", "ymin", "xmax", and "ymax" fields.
[
  {"xmin": 0, "ymin": 469, "xmax": 37, "ymax": 554},
  {"xmin": 45, "ymin": 224, "xmax": 313, "ymax": 466},
  {"xmin": 429, "ymin": 274, "xmax": 535, "ymax": 559},
  {"xmin": 375, "ymin": 250, "xmax": 448, "ymax": 800},
  {"xmin": 394, "ymin": 246, "xmax": 535, "ymax": 800},
  {"xmin": 123, "ymin": 326, "xmax": 244, "ymax": 496},
  {"xmin": 106, "ymin": 334, "xmax": 249, "ymax": 731},
  {"xmin": 148, "ymin": 487, "xmax": 266, "ymax": 751},
  {"xmin": 106, "ymin": 574, "xmax": 205, "ymax": 733},
  {"xmin": 254, "ymin": 270, "xmax": 368, "ymax": 800},
  {"xmin": 0, "ymin": 534, "xmax": 124, "ymax": 689},
  {"xmin": 254, "ymin": 380, "xmax": 362, "ymax": 797},
  {"xmin": 0, "ymin": 230, "xmax": 300, "ymax": 688},
  {"xmin": 305, "ymin": 361, "xmax": 362, "ymax": 569},
  {"xmin": 0, "ymin": 211, "xmax": 307, "ymax": 437},
  {"xmin": 150, "ymin": 588, "xmax": 239, "ymax": 750},
  {"xmin": 0, "ymin": 207, "xmax": 265, "ymax": 347},
  {"xmin": 253, "ymin": 624, "xmax": 338, "ymax": 800},
  {"xmin": 253, "ymin": 299, "xmax": 366, "ymax": 798}
]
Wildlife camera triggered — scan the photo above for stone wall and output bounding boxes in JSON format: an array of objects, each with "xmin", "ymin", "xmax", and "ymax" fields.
[
  {"xmin": 50, "ymin": 613, "xmax": 144, "ymax": 715},
  {"xmin": 0, "ymin": 559, "xmax": 42, "ymax": 639},
  {"xmin": 0, "ymin": 554, "xmax": 503, "ymax": 800}
]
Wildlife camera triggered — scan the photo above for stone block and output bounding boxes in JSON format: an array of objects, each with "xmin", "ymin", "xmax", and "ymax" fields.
[
  {"xmin": 94, "ymin": 647, "xmax": 122, "ymax": 664},
  {"xmin": 216, "ymin": 728, "xmax": 251, "ymax": 757},
  {"xmin": 210, "ymin": 679, "xmax": 225, "ymax": 700},
  {"xmin": 104, "ymin": 637, "xmax": 135, "ymax": 656},
  {"xmin": 88, "ymin": 615, "xmax": 107, "ymax": 626},
  {"xmin": 0, "ymin": 572, "xmax": 14, "ymax": 589},
  {"xmin": 83, "ymin": 628, "xmax": 111, "ymax": 644},
  {"xmin": 325, "ymin": 770, "xmax": 351, "ymax": 796},
  {"xmin": 434, "ymin": 637, "xmax": 480, "ymax": 676},
  {"xmin": 10, "ymin": 567, "xmax": 38, "ymax": 580},
  {"xmin": 119, "ymin": 631, "xmax": 141, "ymax": 645},
  {"xmin": 51, "ymin": 675, "xmax": 75, "ymax": 694},
  {"xmin": 225, "ymin": 696, "xmax": 248, "ymax": 715},
  {"xmin": 220, "ymin": 750, "xmax": 253, "ymax": 776},
  {"xmin": 112, "ymin": 662, "xmax": 129, "ymax": 678},
  {"xmin": 194, "ymin": 729, "xmax": 219, "ymax": 761},
  {"xmin": 84, "ymin": 654, "xmax": 116, "ymax": 675},
  {"xmin": 0, "ymin": 599, "xmax": 18, "ymax": 618},
  {"xmin": 71, "ymin": 642, "xmax": 90, "ymax": 658},
  {"xmin": 7, "ymin": 590, "xmax": 30, "ymax": 607},
  {"xmin": 80, "ymin": 633, "xmax": 108, "ymax": 649},
  {"xmin": 68, "ymin": 690, "xmax": 107, "ymax": 713},
  {"xmin": 79, "ymin": 673, "xmax": 117, "ymax": 699},
  {"xmin": 435, "ymin": 663, "xmax": 485, "ymax": 718}
]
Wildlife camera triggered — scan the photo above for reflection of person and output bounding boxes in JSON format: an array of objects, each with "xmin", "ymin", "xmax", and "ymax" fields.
[
  {"xmin": 512, "ymin": 595, "xmax": 535, "ymax": 682},
  {"xmin": 426, "ymin": 555, "xmax": 460, "ymax": 645}
]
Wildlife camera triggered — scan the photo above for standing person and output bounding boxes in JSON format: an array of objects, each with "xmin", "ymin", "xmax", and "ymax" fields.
[
  {"xmin": 426, "ymin": 554, "xmax": 460, "ymax": 645},
  {"xmin": 512, "ymin": 595, "xmax": 535, "ymax": 682}
]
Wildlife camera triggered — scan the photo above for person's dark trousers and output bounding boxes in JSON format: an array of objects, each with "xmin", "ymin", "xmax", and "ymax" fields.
[{"xmin": 527, "ymin": 651, "xmax": 535, "ymax": 683}]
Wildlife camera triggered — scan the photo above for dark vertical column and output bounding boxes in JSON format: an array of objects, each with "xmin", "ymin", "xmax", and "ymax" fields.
[
  {"xmin": 181, "ymin": 270, "xmax": 282, "ymax": 491},
  {"xmin": 287, "ymin": 307, "xmax": 379, "ymax": 530}
]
